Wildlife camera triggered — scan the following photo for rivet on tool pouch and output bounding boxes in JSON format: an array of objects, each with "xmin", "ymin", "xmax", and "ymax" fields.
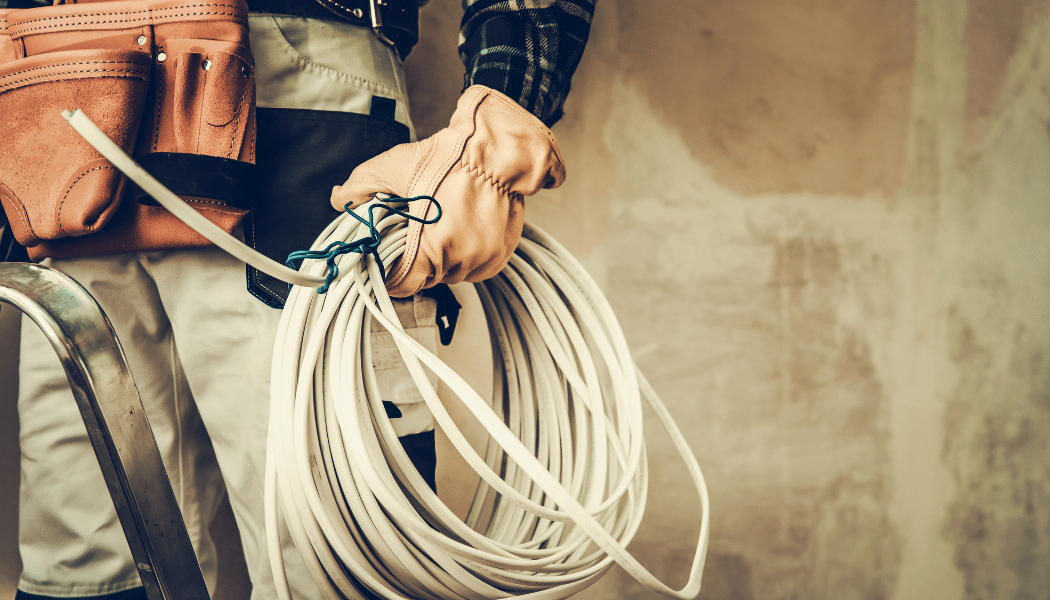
[{"xmin": 0, "ymin": 0, "xmax": 257, "ymax": 261}]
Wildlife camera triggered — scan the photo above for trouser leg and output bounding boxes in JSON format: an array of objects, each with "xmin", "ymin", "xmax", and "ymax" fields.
[
  {"xmin": 18, "ymin": 250, "xmax": 445, "ymax": 600},
  {"xmin": 142, "ymin": 247, "xmax": 439, "ymax": 600},
  {"xmin": 17, "ymin": 254, "xmax": 223, "ymax": 597},
  {"xmin": 134, "ymin": 247, "xmax": 290, "ymax": 600}
]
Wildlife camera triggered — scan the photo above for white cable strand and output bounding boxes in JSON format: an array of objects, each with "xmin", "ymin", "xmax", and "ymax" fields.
[{"xmin": 64, "ymin": 110, "xmax": 710, "ymax": 600}]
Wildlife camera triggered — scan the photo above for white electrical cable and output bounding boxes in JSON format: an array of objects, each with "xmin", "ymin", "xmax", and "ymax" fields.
[{"xmin": 65, "ymin": 110, "xmax": 711, "ymax": 600}]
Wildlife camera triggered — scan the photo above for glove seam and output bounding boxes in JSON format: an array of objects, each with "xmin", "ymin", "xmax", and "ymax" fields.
[
  {"xmin": 390, "ymin": 89, "xmax": 486, "ymax": 290},
  {"xmin": 421, "ymin": 87, "xmax": 487, "ymax": 195},
  {"xmin": 469, "ymin": 85, "xmax": 564, "ymax": 164},
  {"xmin": 458, "ymin": 158, "xmax": 510, "ymax": 195},
  {"xmin": 408, "ymin": 138, "xmax": 439, "ymax": 192}
]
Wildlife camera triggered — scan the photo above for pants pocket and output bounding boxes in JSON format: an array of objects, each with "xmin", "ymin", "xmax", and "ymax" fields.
[{"xmin": 0, "ymin": 48, "xmax": 151, "ymax": 249}]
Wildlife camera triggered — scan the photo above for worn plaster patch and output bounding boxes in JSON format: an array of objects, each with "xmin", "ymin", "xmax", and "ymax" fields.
[
  {"xmin": 614, "ymin": 0, "xmax": 915, "ymax": 197},
  {"xmin": 965, "ymin": 0, "xmax": 1050, "ymax": 151},
  {"xmin": 942, "ymin": 313, "xmax": 1050, "ymax": 600},
  {"xmin": 582, "ymin": 79, "xmax": 903, "ymax": 600}
]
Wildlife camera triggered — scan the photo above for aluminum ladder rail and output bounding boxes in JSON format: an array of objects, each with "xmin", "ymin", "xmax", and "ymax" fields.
[{"xmin": 0, "ymin": 262, "xmax": 211, "ymax": 600}]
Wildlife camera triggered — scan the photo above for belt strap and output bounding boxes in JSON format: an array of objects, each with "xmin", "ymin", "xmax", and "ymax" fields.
[
  {"xmin": 132, "ymin": 153, "xmax": 259, "ymax": 212},
  {"xmin": 247, "ymin": 0, "xmax": 418, "ymax": 58}
]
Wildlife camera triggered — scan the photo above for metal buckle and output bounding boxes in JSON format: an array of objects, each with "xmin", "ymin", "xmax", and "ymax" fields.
[{"xmin": 369, "ymin": 0, "xmax": 397, "ymax": 48}]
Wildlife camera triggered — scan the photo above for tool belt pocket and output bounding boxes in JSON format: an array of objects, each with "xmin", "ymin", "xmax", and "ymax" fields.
[
  {"xmin": 0, "ymin": 48, "xmax": 151, "ymax": 248},
  {"xmin": 152, "ymin": 39, "xmax": 254, "ymax": 159},
  {"xmin": 0, "ymin": 0, "xmax": 257, "ymax": 260}
]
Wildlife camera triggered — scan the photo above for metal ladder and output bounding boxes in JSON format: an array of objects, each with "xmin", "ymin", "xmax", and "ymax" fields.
[{"xmin": 0, "ymin": 262, "xmax": 211, "ymax": 600}]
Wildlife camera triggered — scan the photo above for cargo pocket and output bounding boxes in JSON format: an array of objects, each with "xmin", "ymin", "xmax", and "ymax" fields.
[{"xmin": 0, "ymin": 48, "xmax": 151, "ymax": 250}]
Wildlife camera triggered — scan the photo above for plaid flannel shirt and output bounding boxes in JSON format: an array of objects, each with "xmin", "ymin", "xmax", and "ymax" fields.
[{"xmin": 459, "ymin": 0, "xmax": 596, "ymax": 126}]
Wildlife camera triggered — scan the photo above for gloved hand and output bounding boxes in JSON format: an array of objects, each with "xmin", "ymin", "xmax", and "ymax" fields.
[{"xmin": 330, "ymin": 85, "xmax": 566, "ymax": 297}]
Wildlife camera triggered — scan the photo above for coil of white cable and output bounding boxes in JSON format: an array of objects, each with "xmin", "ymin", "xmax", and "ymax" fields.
[
  {"xmin": 268, "ymin": 202, "xmax": 710, "ymax": 600},
  {"xmin": 63, "ymin": 109, "xmax": 711, "ymax": 600}
]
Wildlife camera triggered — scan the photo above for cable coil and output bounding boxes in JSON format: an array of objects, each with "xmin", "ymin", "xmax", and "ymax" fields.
[
  {"xmin": 62, "ymin": 109, "xmax": 711, "ymax": 600},
  {"xmin": 268, "ymin": 202, "xmax": 710, "ymax": 600}
]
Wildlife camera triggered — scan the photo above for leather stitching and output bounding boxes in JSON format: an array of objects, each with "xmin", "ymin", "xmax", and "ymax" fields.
[
  {"xmin": 56, "ymin": 164, "xmax": 117, "ymax": 236},
  {"xmin": 406, "ymin": 137, "xmax": 437, "ymax": 192},
  {"xmin": 14, "ymin": 12, "xmax": 246, "ymax": 37},
  {"xmin": 0, "ymin": 64, "xmax": 146, "ymax": 91},
  {"xmin": 0, "ymin": 183, "xmax": 36, "ymax": 241},
  {"xmin": 391, "ymin": 139, "xmax": 441, "ymax": 287},
  {"xmin": 459, "ymin": 159, "xmax": 509, "ymax": 195},
  {"xmin": 247, "ymin": 80, "xmax": 256, "ymax": 162},
  {"xmin": 390, "ymin": 89, "xmax": 486, "ymax": 287},
  {"xmin": 480, "ymin": 87, "xmax": 559, "ymax": 149},
  {"xmin": 14, "ymin": 2, "xmax": 238, "ymax": 19},
  {"xmin": 10, "ymin": 6, "xmax": 245, "ymax": 35},
  {"xmin": 424, "ymin": 88, "xmax": 484, "ymax": 195},
  {"xmin": 185, "ymin": 197, "xmax": 241, "ymax": 208},
  {"xmin": 247, "ymin": 111, "xmax": 256, "ymax": 162},
  {"xmin": 152, "ymin": 50, "xmax": 164, "ymax": 151},
  {"xmin": 223, "ymin": 63, "xmax": 251, "ymax": 158},
  {"xmin": 0, "ymin": 59, "xmax": 147, "ymax": 76},
  {"xmin": 194, "ymin": 57, "xmax": 207, "ymax": 154},
  {"xmin": 249, "ymin": 215, "xmax": 287, "ymax": 300}
]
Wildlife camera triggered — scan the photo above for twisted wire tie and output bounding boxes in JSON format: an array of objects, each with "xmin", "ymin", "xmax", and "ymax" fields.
[{"xmin": 286, "ymin": 195, "xmax": 441, "ymax": 294}]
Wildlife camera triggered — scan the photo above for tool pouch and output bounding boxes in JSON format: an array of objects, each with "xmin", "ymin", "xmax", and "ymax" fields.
[
  {"xmin": 0, "ymin": 48, "xmax": 150, "ymax": 249},
  {"xmin": 0, "ymin": 0, "xmax": 257, "ymax": 261}
]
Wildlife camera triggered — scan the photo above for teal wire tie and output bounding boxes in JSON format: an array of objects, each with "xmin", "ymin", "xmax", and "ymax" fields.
[{"xmin": 286, "ymin": 195, "xmax": 441, "ymax": 294}]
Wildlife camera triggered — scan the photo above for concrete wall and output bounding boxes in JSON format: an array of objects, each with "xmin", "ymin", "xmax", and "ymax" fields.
[{"xmin": 2, "ymin": 0, "xmax": 1049, "ymax": 599}]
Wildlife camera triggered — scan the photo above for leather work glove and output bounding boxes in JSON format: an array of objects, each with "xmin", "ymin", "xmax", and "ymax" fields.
[{"xmin": 330, "ymin": 85, "xmax": 566, "ymax": 297}]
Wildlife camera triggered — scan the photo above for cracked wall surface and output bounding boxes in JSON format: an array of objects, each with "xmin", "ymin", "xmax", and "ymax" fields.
[{"xmin": 2, "ymin": 1, "xmax": 1050, "ymax": 599}]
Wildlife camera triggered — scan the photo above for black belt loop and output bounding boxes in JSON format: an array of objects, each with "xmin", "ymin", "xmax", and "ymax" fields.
[{"xmin": 247, "ymin": 0, "xmax": 419, "ymax": 58}]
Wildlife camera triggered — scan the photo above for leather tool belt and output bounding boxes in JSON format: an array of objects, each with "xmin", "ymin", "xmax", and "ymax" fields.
[{"xmin": 0, "ymin": 0, "xmax": 257, "ymax": 261}]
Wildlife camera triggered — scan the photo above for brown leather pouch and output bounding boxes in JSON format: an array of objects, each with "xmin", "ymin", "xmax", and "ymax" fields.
[
  {"xmin": 0, "ymin": 48, "xmax": 150, "ymax": 249},
  {"xmin": 0, "ymin": 0, "xmax": 256, "ymax": 260}
]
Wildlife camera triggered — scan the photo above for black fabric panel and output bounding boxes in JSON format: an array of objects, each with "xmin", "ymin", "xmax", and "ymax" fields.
[
  {"xmin": 400, "ymin": 429, "xmax": 437, "ymax": 493},
  {"xmin": 132, "ymin": 152, "xmax": 259, "ymax": 211},
  {"xmin": 0, "ymin": 211, "xmax": 29, "ymax": 264},
  {"xmin": 16, "ymin": 588, "xmax": 148, "ymax": 600},
  {"xmin": 1, "ymin": 0, "xmax": 50, "ymax": 8},
  {"xmin": 421, "ymin": 283, "xmax": 462, "ymax": 346},
  {"xmin": 369, "ymin": 95, "xmax": 397, "ymax": 121},
  {"xmin": 245, "ymin": 107, "xmax": 409, "ymax": 308}
]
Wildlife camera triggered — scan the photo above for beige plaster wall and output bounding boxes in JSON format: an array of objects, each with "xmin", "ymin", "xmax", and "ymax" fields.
[
  {"xmin": 2, "ymin": 1, "xmax": 1049, "ymax": 599},
  {"xmin": 410, "ymin": 0, "xmax": 1050, "ymax": 598}
]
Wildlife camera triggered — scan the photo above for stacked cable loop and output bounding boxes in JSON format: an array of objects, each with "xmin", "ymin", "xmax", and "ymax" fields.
[
  {"xmin": 61, "ymin": 109, "xmax": 710, "ymax": 600},
  {"xmin": 268, "ymin": 200, "xmax": 710, "ymax": 600}
]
